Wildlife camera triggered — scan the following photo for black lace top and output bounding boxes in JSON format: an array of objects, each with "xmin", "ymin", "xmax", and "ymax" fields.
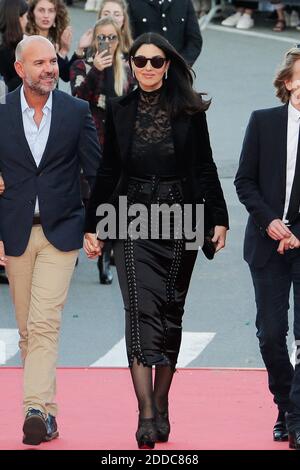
[{"xmin": 129, "ymin": 87, "xmax": 177, "ymax": 177}]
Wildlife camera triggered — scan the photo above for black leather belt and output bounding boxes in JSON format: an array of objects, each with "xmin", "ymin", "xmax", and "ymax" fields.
[
  {"xmin": 128, "ymin": 176, "xmax": 183, "ymax": 204},
  {"xmin": 32, "ymin": 215, "xmax": 41, "ymax": 225}
]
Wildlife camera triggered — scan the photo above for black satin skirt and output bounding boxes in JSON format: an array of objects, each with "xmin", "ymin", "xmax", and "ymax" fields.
[{"xmin": 113, "ymin": 176, "xmax": 198, "ymax": 369}]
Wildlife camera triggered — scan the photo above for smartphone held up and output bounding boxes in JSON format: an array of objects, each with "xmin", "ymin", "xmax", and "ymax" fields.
[{"xmin": 97, "ymin": 39, "xmax": 110, "ymax": 56}]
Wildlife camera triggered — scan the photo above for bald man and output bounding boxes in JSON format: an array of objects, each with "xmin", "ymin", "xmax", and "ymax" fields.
[{"xmin": 0, "ymin": 36, "xmax": 101, "ymax": 445}]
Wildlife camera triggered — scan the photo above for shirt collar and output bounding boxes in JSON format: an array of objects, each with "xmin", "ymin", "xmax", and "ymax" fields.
[
  {"xmin": 288, "ymin": 101, "xmax": 300, "ymax": 123},
  {"xmin": 20, "ymin": 86, "xmax": 53, "ymax": 115}
]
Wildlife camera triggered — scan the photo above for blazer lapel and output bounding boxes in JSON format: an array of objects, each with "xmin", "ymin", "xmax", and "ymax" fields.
[
  {"xmin": 8, "ymin": 88, "xmax": 38, "ymax": 168},
  {"xmin": 113, "ymin": 90, "xmax": 139, "ymax": 162},
  {"xmin": 161, "ymin": 0, "xmax": 173, "ymax": 13},
  {"xmin": 171, "ymin": 113, "xmax": 191, "ymax": 172},
  {"xmin": 38, "ymin": 90, "xmax": 63, "ymax": 169},
  {"xmin": 276, "ymin": 104, "xmax": 288, "ymax": 201},
  {"xmin": 146, "ymin": 0, "xmax": 159, "ymax": 11}
]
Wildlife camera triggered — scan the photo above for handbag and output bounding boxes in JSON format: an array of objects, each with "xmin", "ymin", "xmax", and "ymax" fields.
[{"xmin": 202, "ymin": 227, "xmax": 217, "ymax": 260}]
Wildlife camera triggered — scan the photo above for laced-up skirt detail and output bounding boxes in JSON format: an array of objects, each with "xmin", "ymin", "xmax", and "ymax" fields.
[{"xmin": 113, "ymin": 176, "xmax": 198, "ymax": 369}]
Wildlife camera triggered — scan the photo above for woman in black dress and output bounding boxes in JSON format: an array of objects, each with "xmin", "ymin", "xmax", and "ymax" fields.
[{"xmin": 84, "ymin": 33, "xmax": 229, "ymax": 449}]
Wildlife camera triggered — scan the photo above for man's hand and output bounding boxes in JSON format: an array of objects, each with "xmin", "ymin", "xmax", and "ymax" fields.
[
  {"xmin": 277, "ymin": 234, "xmax": 300, "ymax": 254},
  {"xmin": 211, "ymin": 225, "xmax": 227, "ymax": 253},
  {"xmin": 0, "ymin": 241, "xmax": 7, "ymax": 266},
  {"xmin": 0, "ymin": 175, "xmax": 5, "ymax": 194},
  {"xmin": 84, "ymin": 233, "xmax": 104, "ymax": 258},
  {"xmin": 267, "ymin": 219, "xmax": 291, "ymax": 240}
]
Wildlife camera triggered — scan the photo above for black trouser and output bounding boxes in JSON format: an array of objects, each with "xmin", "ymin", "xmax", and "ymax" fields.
[{"xmin": 250, "ymin": 250, "xmax": 300, "ymax": 431}]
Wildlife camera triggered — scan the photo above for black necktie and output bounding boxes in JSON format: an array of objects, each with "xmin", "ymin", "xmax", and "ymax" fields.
[{"xmin": 286, "ymin": 126, "xmax": 300, "ymax": 224}]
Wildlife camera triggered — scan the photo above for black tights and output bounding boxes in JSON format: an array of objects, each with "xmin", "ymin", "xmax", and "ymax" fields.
[{"xmin": 130, "ymin": 359, "xmax": 174, "ymax": 418}]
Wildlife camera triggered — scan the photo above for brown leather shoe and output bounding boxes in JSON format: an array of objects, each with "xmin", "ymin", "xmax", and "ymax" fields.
[{"xmin": 23, "ymin": 408, "xmax": 58, "ymax": 445}]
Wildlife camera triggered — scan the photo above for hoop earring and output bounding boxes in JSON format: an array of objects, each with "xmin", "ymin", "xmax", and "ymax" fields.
[{"xmin": 165, "ymin": 69, "xmax": 168, "ymax": 80}]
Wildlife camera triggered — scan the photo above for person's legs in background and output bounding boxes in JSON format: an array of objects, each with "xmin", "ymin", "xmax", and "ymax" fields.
[
  {"xmin": 272, "ymin": 1, "xmax": 286, "ymax": 32},
  {"xmin": 221, "ymin": 1, "xmax": 257, "ymax": 29}
]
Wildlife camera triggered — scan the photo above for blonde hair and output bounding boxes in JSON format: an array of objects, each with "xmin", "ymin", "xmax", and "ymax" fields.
[
  {"xmin": 97, "ymin": 0, "xmax": 132, "ymax": 54},
  {"xmin": 91, "ymin": 16, "xmax": 127, "ymax": 96},
  {"xmin": 274, "ymin": 46, "xmax": 300, "ymax": 103}
]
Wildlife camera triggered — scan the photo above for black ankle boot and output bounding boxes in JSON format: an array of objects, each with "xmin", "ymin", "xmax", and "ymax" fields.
[
  {"xmin": 97, "ymin": 252, "xmax": 113, "ymax": 285},
  {"xmin": 136, "ymin": 417, "xmax": 157, "ymax": 449},
  {"xmin": 155, "ymin": 410, "xmax": 170, "ymax": 442}
]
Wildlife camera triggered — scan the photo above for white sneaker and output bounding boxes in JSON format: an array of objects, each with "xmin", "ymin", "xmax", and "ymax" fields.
[
  {"xmin": 84, "ymin": 0, "xmax": 97, "ymax": 11},
  {"xmin": 236, "ymin": 13, "xmax": 254, "ymax": 29},
  {"xmin": 221, "ymin": 12, "xmax": 242, "ymax": 27}
]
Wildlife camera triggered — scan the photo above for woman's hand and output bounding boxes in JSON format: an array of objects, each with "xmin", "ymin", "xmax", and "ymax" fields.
[
  {"xmin": 93, "ymin": 51, "xmax": 113, "ymax": 71},
  {"xmin": 84, "ymin": 233, "xmax": 104, "ymax": 258},
  {"xmin": 59, "ymin": 26, "xmax": 73, "ymax": 58},
  {"xmin": 76, "ymin": 29, "xmax": 93, "ymax": 56},
  {"xmin": 211, "ymin": 225, "xmax": 227, "ymax": 253},
  {"xmin": 0, "ymin": 176, "xmax": 5, "ymax": 194}
]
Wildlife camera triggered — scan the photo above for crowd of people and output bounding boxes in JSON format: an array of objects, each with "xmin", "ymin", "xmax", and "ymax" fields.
[{"xmin": 1, "ymin": 0, "xmax": 300, "ymax": 453}]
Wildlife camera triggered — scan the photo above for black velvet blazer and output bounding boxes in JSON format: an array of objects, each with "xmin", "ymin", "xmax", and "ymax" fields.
[{"xmin": 85, "ymin": 88, "xmax": 229, "ymax": 235}]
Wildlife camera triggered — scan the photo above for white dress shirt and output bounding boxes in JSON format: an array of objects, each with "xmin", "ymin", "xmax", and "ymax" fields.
[
  {"xmin": 20, "ymin": 86, "xmax": 52, "ymax": 214},
  {"xmin": 283, "ymin": 102, "xmax": 300, "ymax": 223}
]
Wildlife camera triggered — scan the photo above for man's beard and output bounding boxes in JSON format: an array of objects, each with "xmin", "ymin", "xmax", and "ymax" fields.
[{"xmin": 26, "ymin": 73, "xmax": 58, "ymax": 95}]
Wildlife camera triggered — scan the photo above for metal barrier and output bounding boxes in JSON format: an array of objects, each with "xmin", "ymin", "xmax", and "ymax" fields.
[{"xmin": 199, "ymin": 0, "xmax": 223, "ymax": 30}]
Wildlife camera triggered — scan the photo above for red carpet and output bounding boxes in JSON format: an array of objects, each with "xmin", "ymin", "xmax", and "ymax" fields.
[{"xmin": 0, "ymin": 367, "xmax": 291, "ymax": 450}]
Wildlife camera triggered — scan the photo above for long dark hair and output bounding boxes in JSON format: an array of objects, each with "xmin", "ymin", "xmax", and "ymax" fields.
[
  {"xmin": 0, "ymin": 0, "xmax": 28, "ymax": 48},
  {"xmin": 26, "ymin": 0, "xmax": 69, "ymax": 49},
  {"xmin": 129, "ymin": 32, "xmax": 210, "ymax": 118}
]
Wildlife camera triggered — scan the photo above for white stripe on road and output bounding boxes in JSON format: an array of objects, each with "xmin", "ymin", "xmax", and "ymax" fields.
[
  {"xmin": 207, "ymin": 24, "xmax": 298, "ymax": 44},
  {"xmin": 0, "ymin": 329, "xmax": 19, "ymax": 364},
  {"xmin": 90, "ymin": 332, "xmax": 216, "ymax": 368}
]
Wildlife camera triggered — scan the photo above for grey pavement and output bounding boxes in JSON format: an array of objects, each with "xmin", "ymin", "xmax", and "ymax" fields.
[{"xmin": 0, "ymin": 5, "xmax": 297, "ymax": 367}]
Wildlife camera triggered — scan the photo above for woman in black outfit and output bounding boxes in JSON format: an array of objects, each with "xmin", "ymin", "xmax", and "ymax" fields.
[
  {"xmin": 84, "ymin": 33, "xmax": 229, "ymax": 449},
  {"xmin": 0, "ymin": 0, "xmax": 28, "ymax": 92}
]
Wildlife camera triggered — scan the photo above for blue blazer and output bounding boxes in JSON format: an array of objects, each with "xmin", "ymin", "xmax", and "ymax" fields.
[
  {"xmin": 235, "ymin": 104, "xmax": 300, "ymax": 268},
  {"xmin": 0, "ymin": 87, "xmax": 101, "ymax": 256}
]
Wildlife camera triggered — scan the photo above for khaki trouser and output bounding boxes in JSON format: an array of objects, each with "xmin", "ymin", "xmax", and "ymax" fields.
[{"xmin": 6, "ymin": 226, "xmax": 78, "ymax": 416}]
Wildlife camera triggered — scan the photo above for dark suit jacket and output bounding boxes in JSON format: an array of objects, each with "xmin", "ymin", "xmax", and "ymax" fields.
[
  {"xmin": 234, "ymin": 104, "xmax": 300, "ymax": 268},
  {"xmin": 85, "ymin": 88, "xmax": 229, "ymax": 241},
  {"xmin": 0, "ymin": 87, "xmax": 101, "ymax": 256},
  {"xmin": 127, "ymin": 0, "xmax": 202, "ymax": 66}
]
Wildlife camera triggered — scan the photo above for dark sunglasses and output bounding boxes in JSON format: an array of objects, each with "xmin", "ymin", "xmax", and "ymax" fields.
[
  {"xmin": 97, "ymin": 34, "xmax": 118, "ymax": 42},
  {"xmin": 132, "ymin": 55, "xmax": 167, "ymax": 69}
]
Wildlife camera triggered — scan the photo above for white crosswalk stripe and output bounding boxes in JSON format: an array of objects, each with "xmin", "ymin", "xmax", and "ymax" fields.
[
  {"xmin": 0, "ymin": 329, "xmax": 216, "ymax": 367},
  {"xmin": 0, "ymin": 329, "xmax": 19, "ymax": 365},
  {"xmin": 90, "ymin": 332, "xmax": 216, "ymax": 368}
]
